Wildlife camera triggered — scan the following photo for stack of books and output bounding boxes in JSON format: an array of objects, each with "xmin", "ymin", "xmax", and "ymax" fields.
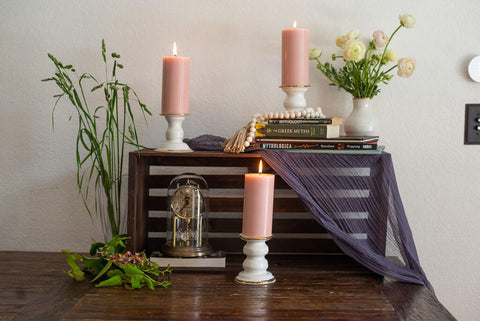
[
  {"xmin": 253, "ymin": 117, "xmax": 381, "ymax": 153},
  {"xmin": 150, "ymin": 251, "xmax": 226, "ymax": 268}
]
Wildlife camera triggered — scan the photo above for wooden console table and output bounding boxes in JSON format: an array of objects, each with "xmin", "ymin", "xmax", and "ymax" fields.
[
  {"xmin": 0, "ymin": 251, "xmax": 455, "ymax": 320},
  {"xmin": 1, "ymin": 152, "xmax": 455, "ymax": 320},
  {"xmin": 52, "ymin": 149, "xmax": 455, "ymax": 320}
]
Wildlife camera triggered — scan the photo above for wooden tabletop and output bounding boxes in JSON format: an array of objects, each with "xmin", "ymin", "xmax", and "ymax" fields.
[{"xmin": 0, "ymin": 251, "xmax": 455, "ymax": 321}]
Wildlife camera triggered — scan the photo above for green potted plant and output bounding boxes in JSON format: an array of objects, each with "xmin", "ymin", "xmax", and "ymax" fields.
[
  {"xmin": 43, "ymin": 40, "xmax": 151, "ymax": 241},
  {"xmin": 309, "ymin": 14, "xmax": 416, "ymax": 136}
]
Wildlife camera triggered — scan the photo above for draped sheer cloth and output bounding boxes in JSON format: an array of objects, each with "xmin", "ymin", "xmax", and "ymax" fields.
[
  {"xmin": 183, "ymin": 135, "xmax": 433, "ymax": 292},
  {"xmin": 257, "ymin": 149, "xmax": 433, "ymax": 293}
]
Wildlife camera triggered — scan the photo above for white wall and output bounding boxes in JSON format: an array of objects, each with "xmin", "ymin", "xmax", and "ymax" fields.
[{"xmin": 1, "ymin": 1, "xmax": 478, "ymax": 319}]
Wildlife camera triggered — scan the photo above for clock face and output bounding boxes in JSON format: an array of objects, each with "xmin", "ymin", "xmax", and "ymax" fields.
[{"xmin": 170, "ymin": 184, "xmax": 203, "ymax": 219}]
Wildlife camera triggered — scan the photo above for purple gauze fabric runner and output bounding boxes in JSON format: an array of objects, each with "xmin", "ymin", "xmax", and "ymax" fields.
[
  {"xmin": 257, "ymin": 149, "xmax": 433, "ymax": 293},
  {"xmin": 184, "ymin": 135, "xmax": 433, "ymax": 293}
]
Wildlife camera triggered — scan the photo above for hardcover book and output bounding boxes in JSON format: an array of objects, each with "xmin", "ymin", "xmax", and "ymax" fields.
[
  {"xmin": 267, "ymin": 117, "xmax": 343, "ymax": 125},
  {"xmin": 255, "ymin": 123, "xmax": 340, "ymax": 139},
  {"xmin": 285, "ymin": 145, "xmax": 385, "ymax": 155},
  {"xmin": 256, "ymin": 141, "xmax": 378, "ymax": 150},
  {"xmin": 255, "ymin": 135, "xmax": 379, "ymax": 144},
  {"xmin": 150, "ymin": 251, "xmax": 226, "ymax": 268}
]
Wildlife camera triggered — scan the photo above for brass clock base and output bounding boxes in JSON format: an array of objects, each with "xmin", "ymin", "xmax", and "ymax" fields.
[{"xmin": 161, "ymin": 243, "xmax": 213, "ymax": 258}]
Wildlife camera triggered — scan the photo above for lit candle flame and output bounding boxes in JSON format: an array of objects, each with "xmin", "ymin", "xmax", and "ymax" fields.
[
  {"xmin": 293, "ymin": 20, "xmax": 297, "ymax": 28},
  {"xmin": 173, "ymin": 41, "xmax": 177, "ymax": 57},
  {"xmin": 258, "ymin": 160, "xmax": 263, "ymax": 175}
]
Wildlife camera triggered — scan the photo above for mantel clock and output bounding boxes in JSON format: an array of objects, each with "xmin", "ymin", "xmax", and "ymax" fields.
[{"xmin": 161, "ymin": 173, "xmax": 212, "ymax": 257}]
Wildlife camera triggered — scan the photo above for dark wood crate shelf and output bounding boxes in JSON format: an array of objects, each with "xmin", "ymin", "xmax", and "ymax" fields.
[{"xmin": 127, "ymin": 150, "xmax": 376, "ymax": 256}]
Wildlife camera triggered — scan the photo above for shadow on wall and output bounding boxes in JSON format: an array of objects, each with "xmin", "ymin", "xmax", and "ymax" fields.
[{"xmin": 1, "ymin": 170, "xmax": 102, "ymax": 252}]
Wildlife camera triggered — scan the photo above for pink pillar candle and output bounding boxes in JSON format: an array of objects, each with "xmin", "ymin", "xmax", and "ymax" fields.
[
  {"xmin": 161, "ymin": 42, "xmax": 190, "ymax": 115},
  {"xmin": 242, "ymin": 163, "xmax": 275, "ymax": 239},
  {"xmin": 281, "ymin": 21, "xmax": 309, "ymax": 86}
]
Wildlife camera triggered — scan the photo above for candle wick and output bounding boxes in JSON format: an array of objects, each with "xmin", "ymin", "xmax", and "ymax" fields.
[{"xmin": 173, "ymin": 41, "xmax": 178, "ymax": 57}]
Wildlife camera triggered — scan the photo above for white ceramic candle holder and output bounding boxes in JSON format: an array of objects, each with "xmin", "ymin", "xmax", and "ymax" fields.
[
  {"xmin": 235, "ymin": 235, "xmax": 275, "ymax": 285},
  {"xmin": 280, "ymin": 86, "xmax": 309, "ymax": 113},
  {"xmin": 156, "ymin": 114, "xmax": 192, "ymax": 152}
]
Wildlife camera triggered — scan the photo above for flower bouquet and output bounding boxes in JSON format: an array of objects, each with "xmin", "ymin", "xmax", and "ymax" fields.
[
  {"xmin": 309, "ymin": 14, "xmax": 416, "ymax": 135},
  {"xmin": 309, "ymin": 14, "xmax": 416, "ymax": 98}
]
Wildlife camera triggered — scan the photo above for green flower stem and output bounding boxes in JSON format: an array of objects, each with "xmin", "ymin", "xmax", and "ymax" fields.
[
  {"xmin": 382, "ymin": 64, "xmax": 398, "ymax": 76},
  {"xmin": 314, "ymin": 57, "xmax": 352, "ymax": 94},
  {"xmin": 350, "ymin": 62, "xmax": 360, "ymax": 97},
  {"xmin": 367, "ymin": 24, "xmax": 402, "ymax": 97},
  {"xmin": 361, "ymin": 43, "xmax": 376, "ymax": 95}
]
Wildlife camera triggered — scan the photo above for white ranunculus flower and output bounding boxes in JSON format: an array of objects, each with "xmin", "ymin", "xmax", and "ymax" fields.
[
  {"xmin": 385, "ymin": 49, "xmax": 397, "ymax": 62},
  {"xmin": 335, "ymin": 35, "xmax": 349, "ymax": 49},
  {"xmin": 309, "ymin": 48, "xmax": 322, "ymax": 60},
  {"xmin": 346, "ymin": 29, "xmax": 361, "ymax": 40},
  {"xmin": 372, "ymin": 30, "xmax": 388, "ymax": 48},
  {"xmin": 343, "ymin": 39, "xmax": 366, "ymax": 62},
  {"xmin": 399, "ymin": 14, "xmax": 416, "ymax": 28},
  {"xmin": 397, "ymin": 57, "xmax": 416, "ymax": 77}
]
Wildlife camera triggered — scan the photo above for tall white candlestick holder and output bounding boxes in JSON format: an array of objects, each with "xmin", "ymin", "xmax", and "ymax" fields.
[
  {"xmin": 235, "ymin": 235, "xmax": 275, "ymax": 285},
  {"xmin": 156, "ymin": 114, "xmax": 192, "ymax": 152},
  {"xmin": 280, "ymin": 86, "xmax": 310, "ymax": 113}
]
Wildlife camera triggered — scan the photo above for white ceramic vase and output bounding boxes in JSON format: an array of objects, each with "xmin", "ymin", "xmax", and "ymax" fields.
[{"xmin": 343, "ymin": 98, "xmax": 377, "ymax": 136}]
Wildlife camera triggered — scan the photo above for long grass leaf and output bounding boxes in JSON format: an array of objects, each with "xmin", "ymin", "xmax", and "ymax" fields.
[{"xmin": 43, "ymin": 41, "xmax": 151, "ymax": 237}]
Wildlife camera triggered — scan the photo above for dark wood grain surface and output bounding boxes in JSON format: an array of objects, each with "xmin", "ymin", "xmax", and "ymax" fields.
[{"xmin": 0, "ymin": 251, "xmax": 455, "ymax": 321}]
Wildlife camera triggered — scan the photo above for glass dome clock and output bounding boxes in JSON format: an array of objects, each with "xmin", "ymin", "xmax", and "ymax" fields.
[{"xmin": 161, "ymin": 173, "xmax": 212, "ymax": 257}]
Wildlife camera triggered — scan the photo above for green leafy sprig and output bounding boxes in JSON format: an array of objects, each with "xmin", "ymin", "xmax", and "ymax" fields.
[{"xmin": 62, "ymin": 235, "xmax": 172, "ymax": 290}]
